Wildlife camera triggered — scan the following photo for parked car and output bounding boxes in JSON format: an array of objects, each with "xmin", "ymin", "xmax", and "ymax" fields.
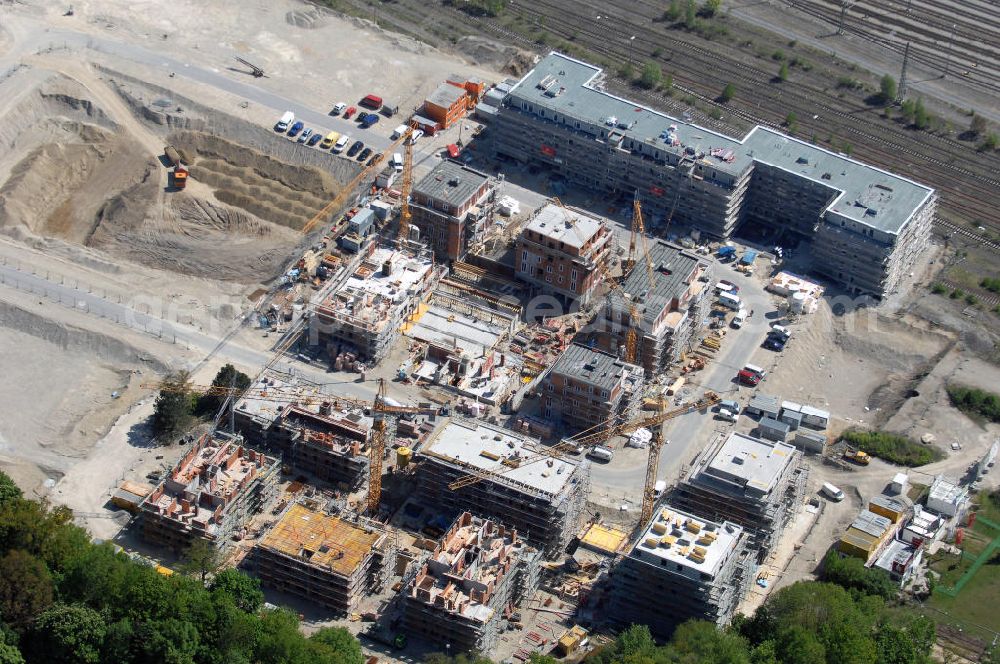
[
  {"xmin": 333, "ymin": 135, "xmax": 351, "ymax": 153},
  {"xmin": 737, "ymin": 369, "xmax": 761, "ymax": 387},
  {"xmin": 297, "ymin": 127, "xmax": 313, "ymax": 143},
  {"xmin": 275, "ymin": 111, "xmax": 294, "ymax": 132},
  {"xmin": 287, "ymin": 121, "xmax": 304, "ymax": 137},
  {"xmin": 360, "ymin": 94, "xmax": 383, "ymax": 110},
  {"xmin": 717, "ymin": 408, "xmax": 738, "ymax": 423},
  {"xmin": 407, "ymin": 129, "xmax": 424, "ymax": 144},
  {"xmin": 347, "ymin": 140, "xmax": 364, "ymax": 157},
  {"xmin": 343, "ymin": 106, "xmax": 357, "ymax": 119},
  {"xmin": 765, "ymin": 335, "xmax": 787, "ymax": 351},
  {"xmin": 446, "ymin": 143, "xmax": 460, "ymax": 159},
  {"xmin": 719, "ymin": 279, "xmax": 740, "ymax": 293},
  {"xmin": 822, "ymin": 482, "xmax": 845, "ymax": 502},
  {"xmin": 307, "ymin": 133, "xmax": 323, "ymax": 147},
  {"xmin": 367, "ymin": 152, "xmax": 383, "ymax": 167},
  {"xmin": 320, "ymin": 131, "xmax": 340, "ymax": 150},
  {"xmin": 357, "ymin": 147, "xmax": 372, "ymax": 162},
  {"xmin": 732, "ymin": 308, "xmax": 747, "ymax": 329},
  {"xmin": 360, "ymin": 113, "xmax": 380, "ymax": 128},
  {"xmin": 718, "ymin": 399, "xmax": 740, "ymax": 413},
  {"xmin": 331, "ymin": 102, "xmax": 347, "ymax": 115}
]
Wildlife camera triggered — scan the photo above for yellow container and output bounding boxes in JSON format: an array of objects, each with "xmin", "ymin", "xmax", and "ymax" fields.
[{"xmin": 396, "ymin": 446, "xmax": 413, "ymax": 468}]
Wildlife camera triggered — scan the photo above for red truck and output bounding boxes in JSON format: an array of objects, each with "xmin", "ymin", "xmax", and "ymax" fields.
[
  {"xmin": 360, "ymin": 94, "xmax": 383, "ymax": 110},
  {"xmin": 737, "ymin": 369, "xmax": 761, "ymax": 387}
]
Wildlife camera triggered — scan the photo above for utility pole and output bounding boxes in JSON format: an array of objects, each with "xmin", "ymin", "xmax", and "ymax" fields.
[
  {"xmin": 943, "ymin": 23, "xmax": 957, "ymax": 78},
  {"xmin": 897, "ymin": 41, "xmax": 911, "ymax": 102},
  {"xmin": 628, "ymin": 35, "xmax": 636, "ymax": 66},
  {"xmin": 837, "ymin": 0, "xmax": 855, "ymax": 35}
]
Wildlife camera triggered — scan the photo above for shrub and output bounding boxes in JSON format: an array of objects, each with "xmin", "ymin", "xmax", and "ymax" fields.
[
  {"xmin": 778, "ymin": 62, "xmax": 789, "ymax": 82},
  {"xmin": 946, "ymin": 384, "xmax": 1000, "ymax": 423},
  {"xmin": 981, "ymin": 132, "xmax": 999, "ymax": 152},
  {"xmin": 966, "ymin": 293, "xmax": 978, "ymax": 305},
  {"xmin": 699, "ymin": 0, "xmax": 721, "ymax": 17},
  {"xmin": 930, "ymin": 283, "xmax": 948, "ymax": 295},
  {"xmin": 720, "ymin": 83, "xmax": 735, "ymax": 102},
  {"xmin": 950, "ymin": 288, "xmax": 964, "ymax": 299},
  {"xmin": 772, "ymin": 49, "xmax": 785, "ymax": 61},
  {"xmin": 837, "ymin": 76, "xmax": 861, "ymax": 90},
  {"xmin": 639, "ymin": 61, "xmax": 662, "ymax": 89},
  {"xmin": 785, "ymin": 112, "xmax": 798, "ymax": 127},
  {"xmin": 840, "ymin": 429, "xmax": 944, "ymax": 466},
  {"xmin": 879, "ymin": 74, "xmax": 897, "ymax": 103},
  {"xmin": 981, "ymin": 277, "xmax": 1000, "ymax": 293}
]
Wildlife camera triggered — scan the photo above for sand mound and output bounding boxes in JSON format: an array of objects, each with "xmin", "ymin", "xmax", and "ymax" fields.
[{"xmin": 285, "ymin": 8, "xmax": 331, "ymax": 29}]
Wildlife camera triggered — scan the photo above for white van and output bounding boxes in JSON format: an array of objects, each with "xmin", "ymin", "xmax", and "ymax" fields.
[
  {"xmin": 391, "ymin": 152, "xmax": 404, "ymax": 172},
  {"xmin": 275, "ymin": 111, "xmax": 294, "ymax": 132},
  {"xmin": 714, "ymin": 282, "xmax": 735, "ymax": 295},
  {"xmin": 718, "ymin": 408, "xmax": 738, "ymax": 423},
  {"xmin": 821, "ymin": 482, "xmax": 845, "ymax": 502},
  {"xmin": 333, "ymin": 135, "xmax": 351, "ymax": 153},
  {"xmin": 718, "ymin": 291, "xmax": 741, "ymax": 310},
  {"xmin": 732, "ymin": 308, "xmax": 747, "ymax": 329},
  {"xmin": 391, "ymin": 124, "xmax": 410, "ymax": 140},
  {"xmin": 653, "ymin": 480, "xmax": 667, "ymax": 499},
  {"xmin": 587, "ymin": 445, "xmax": 614, "ymax": 462}
]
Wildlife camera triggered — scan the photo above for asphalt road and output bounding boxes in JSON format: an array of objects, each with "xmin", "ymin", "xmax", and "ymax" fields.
[{"xmin": 590, "ymin": 256, "xmax": 782, "ymax": 492}]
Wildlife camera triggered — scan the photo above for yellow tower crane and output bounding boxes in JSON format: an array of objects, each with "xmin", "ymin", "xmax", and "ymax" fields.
[{"xmin": 397, "ymin": 134, "xmax": 415, "ymax": 245}]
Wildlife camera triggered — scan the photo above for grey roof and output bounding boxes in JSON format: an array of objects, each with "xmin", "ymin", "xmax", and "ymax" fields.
[
  {"xmin": 748, "ymin": 394, "xmax": 780, "ymax": 412},
  {"xmin": 700, "ymin": 432, "xmax": 796, "ymax": 497},
  {"xmin": 870, "ymin": 494, "xmax": 910, "ymax": 514},
  {"xmin": 610, "ymin": 240, "xmax": 700, "ymax": 326},
  {"xmin": 413, "ymin": 159, "xmax": 491, "ymax": 207},
  {"xmin": 525, "ymin": 204, "xmax": 606, "ymax": 250},
  {"xmin": 850, "ymin": 510, "xmax": 892, "ymax": 537},
  {"xmin": 508, "ymin": 52, "xmax": 934, "ymax": 235},
  {"xmin": 760, "ymin": 416, "xmax": 791, "ymax": 433},
  {"xmin": 427, "ymin": 82, "xmax": 466, "ymax": 109},
  {"xmin": 550, "ymin": 344, "xmax": 639, "ymax": 391}
]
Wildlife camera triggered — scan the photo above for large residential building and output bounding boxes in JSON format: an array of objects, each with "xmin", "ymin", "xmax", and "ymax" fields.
[
  {"xmin": 672, "ymin": 432, "xmax": 805, "ymax": 560},
  {"xmin": 541, "ymin": 344, "xmax": 643, "ymax": 435},
  {"xmin": 413, "ymin": 418, "xmax": 588, "ymax": 555},
  {"xmin": 611, "ymin": 505, "xmax": 750, "ymax": 639},
  {"xmin": 141, "ymin": 433, "xmax": 279, "ymax": 551},
  {"xmin": 593, "ymin": 239, "xmax": 711, "ymax": 375},
  {"xmin": 312, "ymin": 244, "xmax": 445, "ymax": 364},
  {"xmin": 252, "ymin": 503, "xmax": 389, "ymax": 614},
  {"xmin": 492, "ymin": 52, "xmax": 936, "ymax": 298},
  {"xmin": 514, "ymin": 203, "xmax": 614, "ymax": 307},
  {"xmin": 403, "ymin": 512, "xmax": 541, "ymax": 653},
  {"xmin": 410, "ymin": 160, "xmax": 497, "ymax": 263}
]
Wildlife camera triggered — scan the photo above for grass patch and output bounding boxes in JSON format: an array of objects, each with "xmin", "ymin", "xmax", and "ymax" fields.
[
  {"xmin": 839, "ymin": 429, "xmax": 944, "ymax": 467},
  {"xmin": 946, "ymin": 384, "xmax": 1000, "ymax": 423}
]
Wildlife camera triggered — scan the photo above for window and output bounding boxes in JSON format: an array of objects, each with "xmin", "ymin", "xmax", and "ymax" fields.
[
  {"xmin": 546, "ymin": 265, "xmax": 553, "ymax": 273},
  {"xmin": 558, "ymin": 263, "xmax": 564, "ymax": 272},
  {"xmin": 601, "ymin": 390, "xmax": 609, "ymax": 398},
  {"xmin": 557, "ymin": 276, "xmax": 563, "ymax": 284},
  {"xmin": 522, "ymin": 250, "xmax": 527, "ymax": 260},
  {"xmin": 571, "ymin": 269, "xmax": 578, "ymax": 281}
]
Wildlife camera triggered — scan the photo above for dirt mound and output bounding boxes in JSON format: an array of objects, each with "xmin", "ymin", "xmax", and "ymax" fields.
[
  {"xmin": 285, "ymin": 7, "xmax": 331, "ymax": 29},
  {"xmin": 170, "ymin": 131, "xmax": 339, "ymax": 230},
  {"xmin": 454, "ymin": 36, "xmax": 534, "ymax": 75}
]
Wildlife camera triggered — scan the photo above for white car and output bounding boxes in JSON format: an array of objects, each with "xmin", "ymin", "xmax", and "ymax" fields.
[
  {"xmin": 333, "ymin": 135, "xmax": 351, "ymax": 153},
  {"xmin": 407, "ymin": 129, "xmax": 424, "ymax": 144},
  {"xmin": 297, "ymin": 128, "xmax": 313, "ymax": 143},
  {"xmin": 718, "ymin": 408, "xmax": 738, "ymax": 423},
  {"xmin": 332, "ymin": 102, "xmax": 347, "ymax": 115}
]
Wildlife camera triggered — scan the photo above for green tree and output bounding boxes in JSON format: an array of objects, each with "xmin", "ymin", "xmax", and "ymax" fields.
[
  {"xmin": 210, "ymin": 569, "xmax": 265, "ymax": 613},
  {"xmin": 685, "ymin": 0, "xmax": 698, "ymax": 27},
  {"xmin": 25, "ymin": 604, "xmax": 106, "ymax": 664},
  {"xmin": 776, "ymin": 626, "xmax": 825, "ymax": 664},
  {"xmin": 195, "ymin": 364, "xmax": 251, "ymax": 417},
  {"xmin": 700, "ymin": 0, "xmax": 721, "ymax": 17},
  {"xmin": 528, "ymin": 655, "xmax": 560, "ymax": 664},
  {"xmin": 879, "ymin": 74, "xmax": 897, "ymax": 103},
  {"xmin": 900, "ymin": 99, "xmax": 916, "ymax": 123},
  {"xmin": 619, "ymin": 61, "xmax": 635, "ymax": 80},
  {"xmin": 666, "ymin": 620, "xmax": 751, "ymax": 663},
  {"xmin": 0, "ymin": 472, "xmax": 21, "ymax": 508},
  {"xmin": 778, "ymin": 62, "xmax": 789, "ymax": 82},
  {"xmin": 821, "ymin": 550, "xmax": 897, "ymax": 599},
  {"xmin": 0, "ymin": 643, "xmax": 24, "ymax": 664},
  {"xmin": 0, "ymin": 500, "xmax": 89, "ymax": 574},
  {"xmin": 152, "ymin": 371, "xmax": 195, "ymax": 442},
  {"xmin": 664, "ymin": 0, "xmax": 683, "ymax": 21},
  {"xmin": 913, "ymin": 98, "xmax": 929, "ymax": 129},
  {"xmin": 180, "ymin": 539, "xmax": 219, "ymax": 584},
  {"xmin": 135, "ymin": 618, "xmax": 200, "ymax": 664},
  {"xmin": 310, "ymin": 627, "xmax": 363, "ymax": 664},
  {"xmin": 721, "ymin": 83, "xmax": 736, "ymax": 102},
  {"xmin": 640, "ymin": 61, "xmax": 663, "ymax": 89},
  {"xmin": 0, "ymin": 550, "xmax": 54, "ymax": 629},
  {"xmin": 982, "ymin": 132, "xmax": 999, "ymax": 151}
]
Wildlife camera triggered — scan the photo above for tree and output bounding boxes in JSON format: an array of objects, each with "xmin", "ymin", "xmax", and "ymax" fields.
[
  {"xmin": 0, "ymin": 472, "xmax": 21, "ymax": 508},
  {"xmin": 180, "ymin": 539, "xmax": 219, "ymax": 584},
  {"xmin": 210, "ymin": 569, "xmax": 265, "ymax": 613},
  {"xmin": 0, "ymin": 499, "xmax": 89, "ymax": 574},
  {"xmin": 700, "ymin": 0, "xmax": 721, "ymax": 17},
  {"xmin": 640, "ymin": 62, "xmax": 662, "ymax": 89},
  {"xmin": 666, "ymin": 620, "xmax": 751, "ymax": 663},
  {"xmin": 913, "ymin": 98, "xmax": 929, "ymax": 129},
  {"xmin": 0, "ymin": 550, "xmax": 54, "ymax": 629},
  {"xmin": 309, "ymin": 627, "xmax": 363, "ymax": 664},
  {"xmin": 685, "ymin": 0, "xmax": 698, "ymax": 28},
  {"xmin": 619, "ymin": 61, "xmax": 635, "ymax": 80},
  {"xmin": 778, "ymin": 62, "xmax": 789, "ymax": 82},
  {"xmin": 196, "ymin": 364, "xmax": 252, "ymax": 417},
  {"xmin": 775, "ymin": 626, "xmax": 825, "ymax": 664},
  {"xmin": 25, "ymin": 604, "xmax": 106, "ymax": 664},
  {"xmin": 970, "ymin": 113, "xmax": 988, "ymax": 136},
  {"xmin": 720, "ymin": 83, "xmax": 736, "ymax": 102},
  {"xmin": 879, "ymin": 74, "xmax": 897, "ymax": 103},
  {"xmin": 135, "ymin": 617, "xmax": 201, "ymax": 664},
  {"xmin": 982, "ymin": 132, "xmax": 999, "ymax": 151},
  {"xmin": 528, "ymin": 655, "xmax": 560, "ymax": 664},
  {"xmin": 152, "ymin": 371, "xmax": 195, "ymax": 442},
  {"xmin": 0, "ymin": 643, "xmax": 24, "ymax": 664},
  {"xmin": 821, "ymin": 551, "xmax": 897, "ymax": 600}
]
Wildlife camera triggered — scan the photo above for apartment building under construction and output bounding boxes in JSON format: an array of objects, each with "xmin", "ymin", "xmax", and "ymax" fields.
[
  {"xmin": 312, "ymin": 244, "xmax": 446, "ymax": 364},
  {"xmin": 413, "ymin": 418, "xmax": 588, "ymax": 555},
  {"xmin": 492, "ymin": 52, "xmax": 936, "ymax": 298},
  {"xmin": 672, "ymin": 432, "xmax": 805, "ymax": 561},
  {"xmin": 140, "ymin": 433, "xmax": 279, "ymax": 551},
  {"xmin": 610, "ymin": 505, "xmax": 751, "ymax": 638},
  {"xmin": 403, "ymin": 512, "xmax": 541, "ymax": 653},
  {"xmin": 592, "ymin": 240, "xmax": 711, "ymax": 375},
  {"xmin": 251, "ymin": 503, "xmax": 389, "ymax": 615},
  {"xmin": 233, "ymin": 372, "xmax": 372, "ymax": 490}
]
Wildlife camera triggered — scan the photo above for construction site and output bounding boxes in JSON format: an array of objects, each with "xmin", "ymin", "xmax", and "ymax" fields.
[{"xmin": 2, "ymin": 0, "xmax": 1000, "ymax": 660}]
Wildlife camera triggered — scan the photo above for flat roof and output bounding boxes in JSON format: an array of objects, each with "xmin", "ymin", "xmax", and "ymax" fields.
[
  {"xmin": 550, "ymin": 343, "xmax": 642, "ymax": 392},
  {"xmin": 427, "ymin": 82, "xmax": 467, "ymax": 109},
  {"xmin": 259, "ymin": 503, "xmax": 382, "ymax": 576},
  {"xmin": 579, "ymin": 522, "xmax": 629, "ymax": 554},
  {"xmin": 422, "ymin": 418, "xmax": 579, "ymax": 496},
  {"xmin": 610, "ymin": 240, "xmax": 701, "ymax": 327},
  {"xmin": 929, "ymin": 475, "xmax": 965, "ymax": 504},
  {"xmin": 413, "ymin": 159, "xmax": 491, "ymax": 207},
  {"xmin": 748, "ymin": 394, "xmax": 780, "ymax": 411},
  {"xmin": 408, "ymin": 302, "xmax": 506, "ymax": 357},
  {"xmin": 850, "ymin": 509, "xmax": 892, "ymax": 538},
  {"xmin": 524, "ymin": 204, "xmax": 606, "ymax": 250},
  {"xmin": 630, "ymin": 504, "xmax": 743, "ymax": 578},
  {"xmin": 508, "ymin": 52, "xmax": 934, "ymax": 234},
  {"xmin": 700, "ymin": 432, "xmax": 796, "ymax": 496},
  {"xmin": 235, "ymin": 370, "xmax": 370, "ymax": 428}
]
